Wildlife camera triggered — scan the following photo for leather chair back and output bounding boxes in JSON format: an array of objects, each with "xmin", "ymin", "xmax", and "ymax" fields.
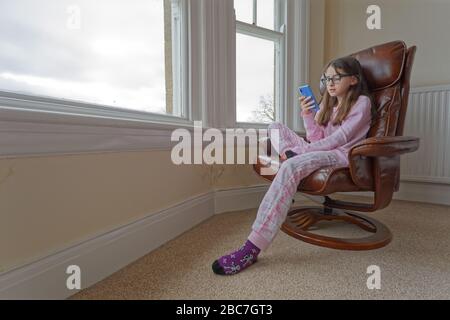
[
  {"xmin": 319, "ymin": 41, "xmax": 417, "ymax": 192},
  {"xmin": 320, "ymin": 41, "xmax": 416, "ymax": 139}
]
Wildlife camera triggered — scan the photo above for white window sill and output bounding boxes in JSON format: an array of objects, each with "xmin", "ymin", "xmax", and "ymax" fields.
[
  {"xmin": 0, "ymin": 94, "xmax": 286, "ymax": 158},
  {"xmin": 235, "ymin": 121, "xmax": 271, "ymax": 130},
  {"xmin": 0, "ymin": 92, "xmax": 196, "ymax": 158},
  {"xmin": 0, "ymin": 95, "xmax": 307, "ymax": 159}
]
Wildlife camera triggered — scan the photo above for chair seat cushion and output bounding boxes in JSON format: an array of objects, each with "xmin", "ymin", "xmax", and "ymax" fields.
[{"xmin": 298, "ymin": 166, "xmax": 372, "ymax": 195}]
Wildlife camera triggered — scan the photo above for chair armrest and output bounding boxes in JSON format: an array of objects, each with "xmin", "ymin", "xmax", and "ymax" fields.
[
  {"xmin": 349, "ymin": 136, "xmax": 420, "ymax": 158},
  {"xmin": 343, "ymin": 136, "xmax": 420, "ymax": 211}
]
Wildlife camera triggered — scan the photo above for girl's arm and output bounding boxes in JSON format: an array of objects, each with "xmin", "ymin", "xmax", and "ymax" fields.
[
  {"xmin": 302, "ymin": 105, "xmax": 324, "ymax": 143},
  {"xmin": 287, "ymin": 107, "xmax": 324, "ymax": 155},
  {"xmin": 304, "ymin": 96, "xmax": 372, "ymax": 152}
]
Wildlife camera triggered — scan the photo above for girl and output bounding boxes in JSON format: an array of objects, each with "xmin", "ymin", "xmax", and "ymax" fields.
[{"xmin": 212, "ymin": 56, "xmax": 376, "ymax": 275}]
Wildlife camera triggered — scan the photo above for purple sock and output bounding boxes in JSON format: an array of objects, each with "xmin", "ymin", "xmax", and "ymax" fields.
[{"xmin": 212, "ymin": 240, "xmax": 261, "ymax": 275}]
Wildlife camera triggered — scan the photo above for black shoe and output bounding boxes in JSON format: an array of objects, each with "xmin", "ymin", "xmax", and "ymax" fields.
[
  {"xmin": 285, "ymin": 150, "xmax": 298, "ymax": 158},
  {"xmin": 212, "ymin": 260, "xmax": 225, "ymax": 275}
]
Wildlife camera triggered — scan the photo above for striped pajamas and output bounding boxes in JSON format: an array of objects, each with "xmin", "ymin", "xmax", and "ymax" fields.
[
  {"xmin": 248, "ymin": 95, "xmax": 372, "ymax": 251},
  {"xmin": 249, "ymin": 122, "xmax": 346, "ymax": 251}
]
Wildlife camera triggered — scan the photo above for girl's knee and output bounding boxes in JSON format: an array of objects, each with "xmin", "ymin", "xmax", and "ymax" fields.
[
  {"xmin": 279, "ymin": 157, "xmax": 298, "ymax": 173},
  {"xmin": 279, "ymin": 154, "xmax": 312, "ymax": 173}
]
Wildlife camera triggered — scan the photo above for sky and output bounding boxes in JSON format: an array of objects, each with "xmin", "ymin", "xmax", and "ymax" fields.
[
  {"xmin": 0, "ymin": 0, "xmax": 167, "ymax": 114},
  {"xmin": 235, "ymin": 0, "xmax": 275, "ymax": 122},
  {"xmin": 0, "ymin": 0, "xmax": 275, "ymax": 122}
]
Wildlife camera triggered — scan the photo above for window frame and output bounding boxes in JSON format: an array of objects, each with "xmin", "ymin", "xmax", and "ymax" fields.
[
  {"xmin": 0, "ymin": 1, "xmax": 192, "ymax": 127},
  {"xmin": 0, "ymin": 0, "xmax": 199, "ymax": 157},
  {"xmin": 235, "ymin": 0, "xmax": 286, "ymax": 129},
  {"xmin": 0, "ymin": 0, "xmax": 310, "ymax": 158}
]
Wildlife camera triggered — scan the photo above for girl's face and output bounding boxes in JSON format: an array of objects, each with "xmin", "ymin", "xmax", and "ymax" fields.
[{"xmin": 324, "ymin": 66, "xmax": 358, "ymax": 100}]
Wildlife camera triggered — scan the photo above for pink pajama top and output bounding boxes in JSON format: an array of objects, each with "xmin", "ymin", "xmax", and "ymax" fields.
[{"xmin": 293, "ymin": 95, "xmax": 372, "ymax": 167}]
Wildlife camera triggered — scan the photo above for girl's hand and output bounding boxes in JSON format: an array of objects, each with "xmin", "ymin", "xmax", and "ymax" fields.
[
  {"xmin": 280, "ymin": 152, "xmax": 287, "ymax": 161},
  {"xmin": 299, "ymin": 95, "xmax": 316, "ymax": 115}
]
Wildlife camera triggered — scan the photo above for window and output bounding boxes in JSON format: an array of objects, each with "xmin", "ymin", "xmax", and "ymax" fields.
[
  {"xmin": 235, "ymin": 0, "xmax": 275, "ymax": 31},
  {"xmin": 234, "ymin": 0, "xmax": 285, "ymax": 124},
  {"xmin": 0, "ymin": 0, "xmax": 186, "ymax": 118},
  {"xmin": 0, "ymin": 1, "xmax": 308, "ymax": 157}
]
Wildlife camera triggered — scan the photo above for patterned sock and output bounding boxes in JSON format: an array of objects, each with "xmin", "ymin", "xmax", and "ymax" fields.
[{"xmin": 212, "ymin": 240, "xmax": 261, "ymax": 275}]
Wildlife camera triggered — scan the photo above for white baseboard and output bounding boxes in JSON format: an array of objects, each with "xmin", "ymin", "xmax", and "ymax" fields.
[
  {"xmin": 336, "ymin": 181, "xmax": 450, "ymax": 206},
  {"xmin": 0, "ymin": 192, "xmax": 215, "ymax": 300},
  {"xmin": 1, "ymin": 180, "xmax": 447, "ymax": 299},
  {"xmin": 392, "ymin": 181, "xmax": 450, "ymax": 206},
  {"xmin": 214, "ymin": 180, "xmax": 450, "ymax": 212},
  {"xmin": 214, "ymin": 185, "xmax": 269, "ymax": 214}
]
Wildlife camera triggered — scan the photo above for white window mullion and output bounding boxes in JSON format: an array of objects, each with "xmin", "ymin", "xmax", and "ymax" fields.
[
  {"xmin": 172, "ymin": 0, "xmax": 182, "ymax": 117},
  {"xmin": 289, "ymin": 0, "xmax": 310, "ymax": 133},
  {"xmin": 179, "ymin": 0, "xmax": 191, "ymax": 120},
  {"xmin": 253, "ymin": 0, "xmax": 257, "ymax": 25},
  {"xmin": 274, "ymin": 0, "xmax": 287, "ymax": 125},
  {"xmin": 198, "ymin": 0, "xmax": 235, "ymax": 129},
  {"xmin": 276, "ymin": 24, "xmax": 286, "ymax": 125}
]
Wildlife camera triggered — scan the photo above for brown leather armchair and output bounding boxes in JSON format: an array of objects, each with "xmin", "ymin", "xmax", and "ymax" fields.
[{"xmin": 253, "ymin": 41, "xmax": 420, "ymax": 250}]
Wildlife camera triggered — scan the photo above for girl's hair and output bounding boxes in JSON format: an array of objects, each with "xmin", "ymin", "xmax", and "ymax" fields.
[{"xmin": 316, "ymin": 56, "xmax": 377, "ymax": 126}]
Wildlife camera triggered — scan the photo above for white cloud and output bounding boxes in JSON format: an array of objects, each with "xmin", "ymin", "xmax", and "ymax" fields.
[
  {"xmin": 0, "ymin": 0, "xmax": 167, "ymax": 113},
  {"xmin": 0, "ymin": 0, "xmax": 278, "ymax": 121}
]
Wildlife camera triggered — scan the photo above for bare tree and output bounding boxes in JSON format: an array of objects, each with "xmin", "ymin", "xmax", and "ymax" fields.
[{"xmin": 248, "ymin": 94, "xmax": 275, "ymax": 123}]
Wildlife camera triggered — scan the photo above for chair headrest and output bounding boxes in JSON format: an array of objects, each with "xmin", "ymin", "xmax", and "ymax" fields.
[{"xmin": 320, "ymin": 41, "xmax": 407, "ymax": 94}]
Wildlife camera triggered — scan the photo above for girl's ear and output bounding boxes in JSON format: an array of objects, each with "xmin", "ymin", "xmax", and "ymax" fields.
[{"xmin": 350, "ymin": 75, "xmax": 359, "ymax": 86}]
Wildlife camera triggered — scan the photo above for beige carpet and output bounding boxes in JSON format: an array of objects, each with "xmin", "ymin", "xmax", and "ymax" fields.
[{"xmin": 70, "ymin": 195, "xmax": 450, "ymax": 300}]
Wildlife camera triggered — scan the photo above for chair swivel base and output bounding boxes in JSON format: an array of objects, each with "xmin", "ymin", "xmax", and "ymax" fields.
[{"xmin": 281, "ymin": 206, "xmax": 392, "ymax": 250}]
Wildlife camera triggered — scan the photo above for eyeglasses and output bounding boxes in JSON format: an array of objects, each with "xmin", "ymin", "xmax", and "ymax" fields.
[{"xmin": 321, "ymin": 73, "xmax": 356, "ymax": 85}]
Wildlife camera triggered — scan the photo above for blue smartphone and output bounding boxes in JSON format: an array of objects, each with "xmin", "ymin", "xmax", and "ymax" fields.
[{"xmin": 299, "ymin": 85, "xmax": 320, "ymax": 113}]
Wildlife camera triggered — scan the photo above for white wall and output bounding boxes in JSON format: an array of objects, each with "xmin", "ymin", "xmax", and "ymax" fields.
[
  {"xmin": 2, "ymin": 0, "xmax": 449, "ymax": 279},
  {"xmin": 323, "ymin": 0, "xmax": 450, "ymax": 87}
]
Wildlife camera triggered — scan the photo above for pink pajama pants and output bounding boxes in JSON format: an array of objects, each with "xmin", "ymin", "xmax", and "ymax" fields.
[{"xmin": 248, "ymin": 122, "xmax": 347, "ymax": 251}]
